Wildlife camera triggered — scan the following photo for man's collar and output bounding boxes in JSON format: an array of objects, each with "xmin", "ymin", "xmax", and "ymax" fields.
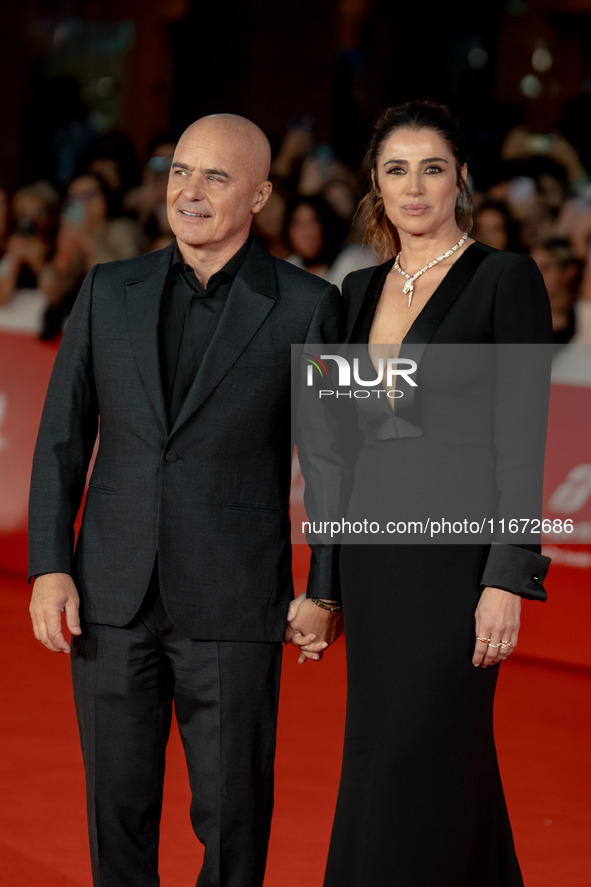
[{"xmin": 171, "ymin": 234, "xmax": 253, "ymax": 283}]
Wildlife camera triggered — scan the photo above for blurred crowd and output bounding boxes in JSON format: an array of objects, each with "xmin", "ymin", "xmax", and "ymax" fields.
[
  {"xmin": 0, "ymin": 132, "xmax": 176, "ymax": 338},
  {"xmin": 2, "ymin": 111, "xmax": 591, "ymax": 344}
]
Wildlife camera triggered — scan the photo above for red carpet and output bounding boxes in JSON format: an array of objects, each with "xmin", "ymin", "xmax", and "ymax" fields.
[{"xmin": 1, "ymin": 568, "xmax": 589, "ymax": 886}]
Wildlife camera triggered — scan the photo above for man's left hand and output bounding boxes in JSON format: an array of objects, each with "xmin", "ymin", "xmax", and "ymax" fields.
[{"xmin": 284, "ymin": 592, "xmax": 343, "ymax": 664}]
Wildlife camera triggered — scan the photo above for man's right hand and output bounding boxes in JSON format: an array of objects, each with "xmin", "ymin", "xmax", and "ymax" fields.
[{"xmin": 29, "ymin": 572, "xmax": 82, "ymax": 653}]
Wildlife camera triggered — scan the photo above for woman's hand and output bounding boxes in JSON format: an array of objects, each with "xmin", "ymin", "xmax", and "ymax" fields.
[{"xmin": 473, "ymin": 585, "xmax": 521, "ymax": 668}]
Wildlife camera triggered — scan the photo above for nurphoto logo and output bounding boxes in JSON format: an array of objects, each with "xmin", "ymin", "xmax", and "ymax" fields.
[{"xmin": 303, "ymin": 352, "xmax": 418, "ymax": 399}]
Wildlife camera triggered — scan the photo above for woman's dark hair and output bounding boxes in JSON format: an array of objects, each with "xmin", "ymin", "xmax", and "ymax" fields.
[
  {"xmin": 359, "ymin": 100, "xmax": 473, "ymax": 259},
  {"xmin": 283, "ymin": 195, "xmax": 347, "ymax": 267}
]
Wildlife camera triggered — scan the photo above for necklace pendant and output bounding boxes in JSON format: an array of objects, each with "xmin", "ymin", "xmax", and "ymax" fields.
[{"xmin": 394, "ymin": 232, "xmax": 468, "ymax": 309}]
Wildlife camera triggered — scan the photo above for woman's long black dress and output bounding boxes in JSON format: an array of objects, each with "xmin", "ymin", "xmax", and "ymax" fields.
[{"xmin": 323, "ymin": 243, "xmax": 552, "ymax": 887}]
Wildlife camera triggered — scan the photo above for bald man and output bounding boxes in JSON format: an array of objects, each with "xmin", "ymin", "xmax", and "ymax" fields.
[{"xmin": 28, "ymin": 114, "xmax": 342, "ymax": 887}]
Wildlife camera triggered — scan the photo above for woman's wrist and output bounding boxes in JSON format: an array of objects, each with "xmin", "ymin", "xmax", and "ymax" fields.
[{"xmin": 308, "ymin": 598, "xmax": 342, "ymax": 612}]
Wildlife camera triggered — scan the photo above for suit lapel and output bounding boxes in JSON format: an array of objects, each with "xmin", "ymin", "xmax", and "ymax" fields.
[
  {"xmin": 398, "ymin": 245, "xmax": 489, "ymax": 413},
  {"xmin": 345, "ymin": 244, "xmax": 488, "ymax": 441},
  {"xmin": 346, "ymin": 260, "xmax": 393, "ymax": 343},
  {"xmin": 171, "ymin": 239, "xmax": 278, "ymax": 433},
  {"xmin": 125, "ymin": 243, "xmax": 174, "ymax": 433},
  {"xmin": 403, "ymin": 243, "xmax": 487, "ymax": 346}
]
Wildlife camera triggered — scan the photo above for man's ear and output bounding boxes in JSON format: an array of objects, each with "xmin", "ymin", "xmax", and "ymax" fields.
[{"xmin": 251, "ymin": 181, "xmax": 272, "ymax": 215}]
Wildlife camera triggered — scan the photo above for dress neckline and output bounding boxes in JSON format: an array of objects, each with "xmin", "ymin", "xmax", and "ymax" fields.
[{"xmin": 349, "ymin": 242, "xmax": 487, "ymax": 346}]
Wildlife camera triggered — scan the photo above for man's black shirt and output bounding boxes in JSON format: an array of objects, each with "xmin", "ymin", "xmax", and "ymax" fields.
[{"xmin": 159, "ymin": 236, "xmax": 252, "ymax": 424}]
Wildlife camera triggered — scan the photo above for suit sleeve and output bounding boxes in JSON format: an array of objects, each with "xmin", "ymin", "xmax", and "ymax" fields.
[
  {"xmin": 28, "ymin": 266, "xmax": 100, "ymax": 580},
  {"xmin": 480, "ymin": 254, "xmax": 552, "ymax": 600},
  {"xmin": 292, "ymin": 282, "xmax": 346, "ymax": 601}
]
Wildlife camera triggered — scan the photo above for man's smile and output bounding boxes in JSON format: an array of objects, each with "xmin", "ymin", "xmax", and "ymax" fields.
[{"xmin": 180, "ymin": 209, "xmax": 211, "ymax": 218}]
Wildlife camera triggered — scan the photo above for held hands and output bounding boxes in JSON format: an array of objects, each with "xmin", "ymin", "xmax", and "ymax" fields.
[
  {"xmin": 284, "ymin": 592, "xmax": 344, "ymax": 665},
  {"xmin": 29, "ymin": 572, "xmax": 82, "ymax": 653},
  {"xmin": 473, "ymin": 585, "xmax": 520, "ymax": 668}
]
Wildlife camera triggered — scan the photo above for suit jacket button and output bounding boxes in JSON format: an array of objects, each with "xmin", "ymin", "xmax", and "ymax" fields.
[
  {"xmin": 531, "ymin": 574, "xmax": 539, "ymax": 582},
  {"xmin": 165, "ymin": 451, "xmax": 178, "ymax": 463}
]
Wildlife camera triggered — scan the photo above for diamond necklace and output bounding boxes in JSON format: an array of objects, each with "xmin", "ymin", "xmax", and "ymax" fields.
[{"xmin": 393, "ymin": 232, "xmax": 468, "ymax": 307}]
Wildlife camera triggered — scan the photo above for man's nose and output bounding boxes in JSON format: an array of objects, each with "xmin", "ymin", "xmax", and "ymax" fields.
[{"xmin": 180, "ymin": 177, "xmax": 205, "ymax": 201}]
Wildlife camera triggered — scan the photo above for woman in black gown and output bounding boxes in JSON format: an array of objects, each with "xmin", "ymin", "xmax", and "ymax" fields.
[{"xmin": 319, "ymin": 102, "xmax": 553, "ymax": 886}]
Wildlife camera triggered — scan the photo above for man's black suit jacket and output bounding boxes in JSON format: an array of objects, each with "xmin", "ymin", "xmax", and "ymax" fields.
[{"xmin": 28, "ymin": 238, "xmax": 342, "ymax": 641}]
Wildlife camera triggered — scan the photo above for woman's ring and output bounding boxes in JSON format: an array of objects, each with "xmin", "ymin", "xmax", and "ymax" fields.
[{"xmin": 476, "ymin": 636, "xmax": 491, "ymax": 643}]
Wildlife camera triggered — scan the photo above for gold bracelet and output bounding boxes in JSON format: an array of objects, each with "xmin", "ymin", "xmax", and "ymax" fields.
[{"xmin": 309, "ymin": 598, "xmax": 342, "ymax": 612}]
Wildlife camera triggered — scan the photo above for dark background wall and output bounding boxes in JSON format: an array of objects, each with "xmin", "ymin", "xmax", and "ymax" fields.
[{"xmin": 2, "ymin": 0, "xmax": 591, "ymax": 191}]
